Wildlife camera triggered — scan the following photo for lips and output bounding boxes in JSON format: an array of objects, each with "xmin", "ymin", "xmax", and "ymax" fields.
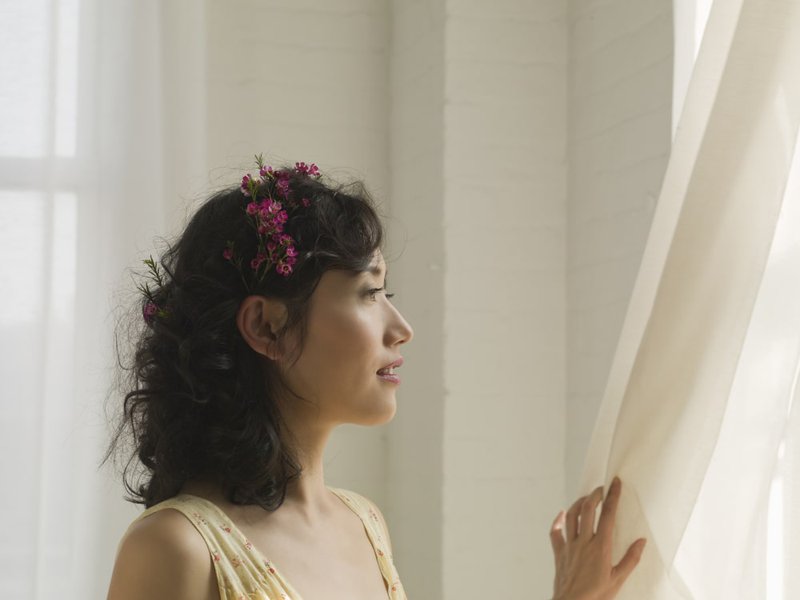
[{"xmin": 377, "ymin": 357, "xmax": 404, "ymax": 375}]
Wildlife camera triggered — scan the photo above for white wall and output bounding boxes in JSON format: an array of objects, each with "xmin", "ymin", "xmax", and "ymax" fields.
[
  {"xmin": 385, "ymin": 0, "xmax": 446, "ymax": 596},
  {"xmin": 566, "ymin": 0, "xmax": 673, "ymax": 499},
  {"xmin": 197, "ymin": 1, "xmax": 674, "ymax": 597},
  {"xmin": 202, "ymin": 0, "xmax": 393, "ymax": 509},
  {"xmin": 440, "ymin": 1, "xmax": 567, "ymax": 597},
  {"xmin": 386, "ymin": 1, "xmax": 568, "ymax": 596}
]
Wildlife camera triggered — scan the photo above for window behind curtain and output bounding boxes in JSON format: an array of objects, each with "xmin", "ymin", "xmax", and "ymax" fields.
[
  {"xmin": 0, "ymin": 0, "xmax": 81, "ymax": 597},
  {"xmin": 673, "ymin": 2, "xmax": 791, "ymax": 597}
]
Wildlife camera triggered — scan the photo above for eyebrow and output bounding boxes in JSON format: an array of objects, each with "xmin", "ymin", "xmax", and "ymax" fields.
[{"xmin": 363, "ymin": 263, "xmax": 388, "ymax": 284}]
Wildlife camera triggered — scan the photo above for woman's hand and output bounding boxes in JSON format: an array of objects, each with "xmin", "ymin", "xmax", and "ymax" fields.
[{"xmin": 549, "ymin": 477, "xmax": 646, "ymax": 600}]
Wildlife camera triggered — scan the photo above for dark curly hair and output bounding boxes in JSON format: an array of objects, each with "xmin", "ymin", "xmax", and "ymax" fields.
[{"xmin": 104, "ymin": 165, "xmax": 384, "ymax": 511}]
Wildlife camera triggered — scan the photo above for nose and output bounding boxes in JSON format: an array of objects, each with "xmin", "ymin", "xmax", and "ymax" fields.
[{"xmin": 386, "ymin": 302, "xmax": 414, "ymax": 346}]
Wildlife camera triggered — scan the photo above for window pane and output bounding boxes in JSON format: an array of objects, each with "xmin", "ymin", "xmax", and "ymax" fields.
[
  {"xmin": 0, "ymin": 0, "xmax": 78, "ymax": 157},
  {"xmin": 55, "ymin": 0, "xmax": 79, "ymax": 157},
  {"xmin": 0, "ymin": 0, "xmax": 50, "ymax": 157},
  {"xmin": 0, "ymin": 191, "xmax": 77, "ymax": 598},
  {"xmin": 0, "ymin": 191, "xmax": 45, "ymax": 599},
  {"xmin": 0, "ymin": 192, "xmax": 46, "ymax": 323}
]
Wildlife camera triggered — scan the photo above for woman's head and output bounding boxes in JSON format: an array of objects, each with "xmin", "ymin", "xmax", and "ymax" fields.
[
  {"xmin": 107, "ymin": 160, "xmax": 411, "ymax": 510},
  {"xmin": 239, "ymin": 249, "xmax": 413, "ymax": 434}
]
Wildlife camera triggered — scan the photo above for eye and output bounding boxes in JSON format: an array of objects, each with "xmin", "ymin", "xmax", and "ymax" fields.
[{"xmin": 367, "ymin": 287, "xmax": 395, "ymax": 300}]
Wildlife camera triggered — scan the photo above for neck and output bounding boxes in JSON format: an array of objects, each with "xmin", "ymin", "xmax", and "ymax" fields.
[{"xmin": 279, "ymin": 416, "xmax": 338, "ymax": 525}]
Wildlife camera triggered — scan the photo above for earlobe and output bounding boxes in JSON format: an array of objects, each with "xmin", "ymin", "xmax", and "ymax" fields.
[{"xmin": 235, "ymin": 295, "xmax": 288, "ymax": 360}]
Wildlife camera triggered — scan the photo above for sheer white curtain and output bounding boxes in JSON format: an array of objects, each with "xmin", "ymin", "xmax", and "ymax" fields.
[
  {"xmin": 0, "ymin": 1, "xmax": 206, "ymax": 597},
  {"xmin": 581, "ymin": 0, "xmax": 800, "ymax": 598}
]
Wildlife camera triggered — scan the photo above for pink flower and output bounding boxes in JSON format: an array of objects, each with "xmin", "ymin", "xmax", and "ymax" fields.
[
  {"xmin": 222, "ymin": 248, "xmax": 234, "ymax": 260},
  {"xmin": 259, "ymin": 207, "xmax": 270, "ymax": 219},
  {"xmin": 143, "ymin": 301, "xmax": 158, "ymax": 323},
  {"xmin": 307, "ymin": 163, "xmax": 320, "ymax": 177},
  {"xmin": 295, "ymin": 161, "xmax": 309, "ymax": 174},
  {"xmin": 241, "ymin": 174, "xmax": 252, "ymax": 196},
  {"xmin": 285, "ymin": 246, "xmax": 298, "ymax": 258},
  {"xmin": 268, "ymin": 200, "xmax": 282, "ymax": 214},
  {"xmin": 276, "ymin": 179, "xmax": 290, "ymax": 197},
  {"xmin": 246, "ymin": 202, "xmax": 258, "ymax": 215},
  {"xmin": 276, "ymin": 210, "xmax": 288, "ymax": 224},
  {"xmin": 257, "ymin": 224, "xmax": 268, "ymax": 235},
  {"xmin": 278, "ymin": 233, "xmax": 292, "ymax": 246},
  {"xmin": 267, "ymin": 241, "xmax": 277, "ymax": 253},
  {"xmin": 250, "ymin": 257, "xmax": 263, "ymax": 270},
  {"xmin": 276, "ymin": 262, "xmax": 292, "ymax": 277},
  {"xmin": 259, "ymin": 165, "xmax": 273, "ymax": 177}
]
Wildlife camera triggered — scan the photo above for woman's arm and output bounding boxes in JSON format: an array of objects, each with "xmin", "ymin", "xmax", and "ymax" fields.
[{"xmin": 106, "ymin": 510, "xmax": 218, "ymax": 600}]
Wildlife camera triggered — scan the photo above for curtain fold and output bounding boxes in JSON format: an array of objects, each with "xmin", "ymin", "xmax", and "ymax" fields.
[
  {"xmin": 580, "ymin": 0, "xmax": 800, "ymax": 598},
  {"xmin": 0, "ymin": 1, "xmax": 206, "ymax": 597},
  {"xmin": 75, "ymin": 2, "xmax": 208, "ymax": 597}
]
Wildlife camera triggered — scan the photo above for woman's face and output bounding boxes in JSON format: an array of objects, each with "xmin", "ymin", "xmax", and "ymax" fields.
[{"xmin": 279, "ymin": 251, "xmax": 414, "ymax": 426}]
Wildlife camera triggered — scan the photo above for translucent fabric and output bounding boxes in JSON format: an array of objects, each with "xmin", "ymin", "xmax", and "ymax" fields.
[
  {"xmin": 580, "ymin": 0, "xmax": 800, "ymax": 598},
  {"xmin": 0, "ymin": 1, "xmax": 208, "ymax": 597}
]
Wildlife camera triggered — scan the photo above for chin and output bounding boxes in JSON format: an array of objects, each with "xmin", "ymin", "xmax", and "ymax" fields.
[{"xmin": 359, "ymin": 401, "xmax": 397, "ymax": 426}]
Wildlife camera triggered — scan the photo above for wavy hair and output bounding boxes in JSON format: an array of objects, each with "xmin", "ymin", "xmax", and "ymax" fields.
[{"xmin": 105, "ymin": 166, "xmax": 384, "ymax": 510}]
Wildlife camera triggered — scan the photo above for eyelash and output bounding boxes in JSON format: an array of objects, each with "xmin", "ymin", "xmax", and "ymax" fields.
[{"xmin": 368, "ymin": 287, "xmax": 395, "ymax": 300}]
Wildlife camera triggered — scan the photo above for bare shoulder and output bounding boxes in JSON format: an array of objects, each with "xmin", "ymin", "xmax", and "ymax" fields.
[{"xmin": 107, "ymin": 508, "xmax": 218, "ymax": 600}]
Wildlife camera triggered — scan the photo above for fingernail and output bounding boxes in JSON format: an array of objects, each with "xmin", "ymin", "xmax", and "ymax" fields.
[{"xmin": 613, "ymin": 476, "xmax": 621, "ymax": 486}]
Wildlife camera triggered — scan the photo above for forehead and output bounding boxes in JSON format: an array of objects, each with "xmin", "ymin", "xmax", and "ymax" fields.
[
  {"xmin": 314, "ymin": 251, "xmax": 386, "ymax": 293},
  {"xmin": 366, "ymin": 251, "xmax": 386, "ymax": 276}
]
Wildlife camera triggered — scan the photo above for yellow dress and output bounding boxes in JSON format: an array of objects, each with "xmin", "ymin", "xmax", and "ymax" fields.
[{"xmin": 132, "ymin": 487, "xmax": 407, "ymax": 600}]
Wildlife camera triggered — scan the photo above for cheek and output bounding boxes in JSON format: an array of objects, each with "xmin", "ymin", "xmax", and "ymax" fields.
[{"xmin": 308, "ymin": 309, "xmax": 376, "ymax": 368}]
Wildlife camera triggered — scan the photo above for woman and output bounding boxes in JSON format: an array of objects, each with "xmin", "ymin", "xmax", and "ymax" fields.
[{"xmin": 106, "ymin": 157, "xmax": 645, "ymax": 599}]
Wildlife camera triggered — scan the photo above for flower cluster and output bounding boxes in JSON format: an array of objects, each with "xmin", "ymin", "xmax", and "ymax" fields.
[
  {"xmin": 223, "ymin": 154, "xmax": 320, "ymax": 287},
  {"xmin": 137, "ymin": 256, "xmax": 169, "ymax": 326}
]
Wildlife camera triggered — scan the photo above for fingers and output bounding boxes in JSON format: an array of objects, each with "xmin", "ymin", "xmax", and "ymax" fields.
[
  {"xmin": 597, "ymin": 476, "xmax": 621, "ymax": 540},
  {"xmin": 565, "ymin": 494, "xmax": 586, "ymax": 540},
  {"xmin": 549, "ymin": 510, "xmax": 566, "ymax": 559},
  {"xmin": 555, "ymin": 477, "xmax": 647, "ymax": 590},
  {"xmin": 612, "ymin": 538, "xmax": 647, "ymax": 584},
  {"xmin": 578, "ymin": 485, "xmax": 605, "ymax": 540}
]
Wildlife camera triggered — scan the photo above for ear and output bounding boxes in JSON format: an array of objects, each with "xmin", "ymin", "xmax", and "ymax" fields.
[{"xmin": 236, "ymin": 295, "xmax": 289, "ymax": 360}]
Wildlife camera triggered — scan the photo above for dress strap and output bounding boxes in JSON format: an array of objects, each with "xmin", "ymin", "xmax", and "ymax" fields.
[
  {"xmin": 134, "ymin": 495, "xmax": 297, "ymax": 599},
  {"xmin": 328, "ymin": 487, "xmax": 406, "ymax": 598}
]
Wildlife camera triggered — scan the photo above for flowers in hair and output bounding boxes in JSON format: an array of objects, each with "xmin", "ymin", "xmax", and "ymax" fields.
[
  {"xmin": 223, "ymin": 154, "xmax": 321, "ymax": 286},
  {"xmin": 137, "ymin": 256, "xmax": 169, "ymax": 325}
]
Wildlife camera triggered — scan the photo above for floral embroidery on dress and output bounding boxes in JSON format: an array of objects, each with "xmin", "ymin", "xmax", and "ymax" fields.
[
  {"xmin": 191, "ymin": 511, "xmax": 210, "ymax": 526},
  {"xmin": 136, "ymin": 490, "xmax": 407, "ymax": 599}
]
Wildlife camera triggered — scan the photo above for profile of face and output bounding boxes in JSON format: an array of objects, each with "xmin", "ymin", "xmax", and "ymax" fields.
[{"xmin": 276, "ymin": 251, "xmax": 414, "ymax": 427}]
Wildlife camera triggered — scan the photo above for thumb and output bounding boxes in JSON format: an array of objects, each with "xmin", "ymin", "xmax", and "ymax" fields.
[{"xmin": 611, "ymin": 538, "xmax": 646, "ymax": 584}]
